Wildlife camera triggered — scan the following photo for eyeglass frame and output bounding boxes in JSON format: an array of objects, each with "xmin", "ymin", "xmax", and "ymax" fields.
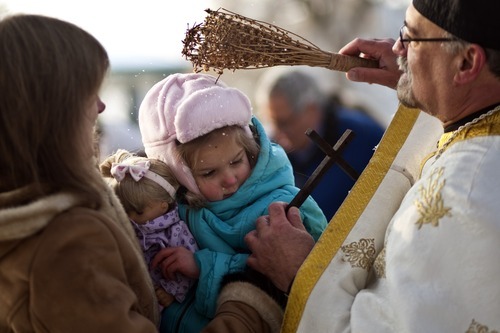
[{"xmin": 399, "ymin": 24, "xmax": 457, "ymax": 49}]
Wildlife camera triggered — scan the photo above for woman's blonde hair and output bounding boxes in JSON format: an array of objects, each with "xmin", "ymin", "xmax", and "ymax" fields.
[
  {"xmin": 100, "ymin": 149, "xmax": 179, "ymax": 215},
  {"xmin": 176, "ymin": 125, "xmax": 260, "ymax": 209},
  {"xmin": 0, "ymin": 14, "xmax": 109, "ymax": 208}
]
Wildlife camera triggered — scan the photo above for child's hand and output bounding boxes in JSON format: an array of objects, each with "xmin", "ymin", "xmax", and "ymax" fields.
[{"xmin": 151, "ymin": 247, "xmax": 200, "ymax": 280}]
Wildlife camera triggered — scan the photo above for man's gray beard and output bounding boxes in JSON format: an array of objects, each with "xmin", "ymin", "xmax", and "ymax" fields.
[{"xmin": 396, "ymin": 57, "xmax": 418, "ymax": 108}]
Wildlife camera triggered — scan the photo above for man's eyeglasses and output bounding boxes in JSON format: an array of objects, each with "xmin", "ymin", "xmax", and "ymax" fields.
[{"xmin": 399, "ymin": 25, "xmax": 457, "ymax": 49}]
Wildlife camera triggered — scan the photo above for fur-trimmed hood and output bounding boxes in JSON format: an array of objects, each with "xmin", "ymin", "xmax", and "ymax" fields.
[
  {"xmin": 0, "ymin": 187, "xmax": 83, "ymax": 245},
  {"xmin": 0, "ymin": 181, "xmax": 161, "ymax": 328}
]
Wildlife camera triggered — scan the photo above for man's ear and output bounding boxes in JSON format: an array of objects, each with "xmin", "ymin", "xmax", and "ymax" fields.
[{"xmin": 455, "ymin": 44, "xmax": 486, "ymax": 84}]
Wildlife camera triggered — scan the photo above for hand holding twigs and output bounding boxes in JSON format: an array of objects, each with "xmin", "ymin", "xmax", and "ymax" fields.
[
  {"xmin": 182, "ymin": 8, "xmax": 379, "ymax": 74},
  {"xmin": 339, "ymin": 38, "xmax": 401, "ymax": 89}
]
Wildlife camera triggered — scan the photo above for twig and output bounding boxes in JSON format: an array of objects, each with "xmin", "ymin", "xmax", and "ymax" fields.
[{"xmin": 182, "ymin": 8, "xmax": 378, "ymax": 74}]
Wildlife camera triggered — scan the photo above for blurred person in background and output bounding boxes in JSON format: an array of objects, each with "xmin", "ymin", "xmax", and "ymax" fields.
[{"xmin": 257, "ymin": 69, "xmax": 384, "ymax": 220}]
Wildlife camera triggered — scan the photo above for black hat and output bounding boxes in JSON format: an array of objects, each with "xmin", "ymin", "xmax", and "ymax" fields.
[{"xmin": 413, "ymin": 0, "xmax": 500, "ymax": 50}]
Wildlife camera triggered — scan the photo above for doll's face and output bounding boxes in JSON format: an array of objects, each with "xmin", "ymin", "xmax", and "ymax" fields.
[{"xmin": 129, "ymin": 200, "xmax": 169, "ymax": 224}]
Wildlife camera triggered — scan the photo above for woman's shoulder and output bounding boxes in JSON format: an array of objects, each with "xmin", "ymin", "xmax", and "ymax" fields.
[{"xmin": 46, "ymin": 206, "xmax": 129, "ymax": 243}]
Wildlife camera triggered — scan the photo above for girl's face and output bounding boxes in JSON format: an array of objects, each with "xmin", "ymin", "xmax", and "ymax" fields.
[
  {"xmin": 191, "ymin": 131, "xmax": 252, "ymax": 202},
  {"xmin": 84, "ymin": 94, "xmax": 106, "ymax": 126},
  {"xmin": 83, "ymin": 94, "xmax": 106, "ymax": 157}
]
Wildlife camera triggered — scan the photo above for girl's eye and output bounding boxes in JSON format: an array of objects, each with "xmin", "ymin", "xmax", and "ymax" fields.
[
  {"xmin": 230, "ymin": 158, "xmax": 242, "ymax": 166},
  {"xmin": 202, "ymin": 170, "xmax": 215, "ymax": 178}
]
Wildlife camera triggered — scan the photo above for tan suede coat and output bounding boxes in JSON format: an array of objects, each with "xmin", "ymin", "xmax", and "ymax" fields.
[{"xmin": 0, "ymin": 184, "xmax": 160, "ymax": 332}]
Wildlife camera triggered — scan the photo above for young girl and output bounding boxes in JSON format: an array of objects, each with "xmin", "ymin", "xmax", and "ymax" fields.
[
  {"xmin": 100, "ymin": 149, "xmax": 198, "ymax": 310},
  {"xmin": 139, "ymin": 73, "xmax": 327, "ymax": 332}
]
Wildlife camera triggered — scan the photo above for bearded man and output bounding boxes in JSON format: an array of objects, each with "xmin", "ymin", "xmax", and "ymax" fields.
[{"xmin": 203, "ymin": 0, "xmax": 500, "ymax": 332}]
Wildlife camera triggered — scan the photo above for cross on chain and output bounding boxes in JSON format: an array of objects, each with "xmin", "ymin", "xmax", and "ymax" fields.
[{"xmin": 286, "ymin": 128, "xmax": 359, "ymax": 212}]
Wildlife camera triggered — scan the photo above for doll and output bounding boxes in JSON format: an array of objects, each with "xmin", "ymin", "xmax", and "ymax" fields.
[{"xmin": 100, "ymin": 149, "xmax": 198, "ymax": 309}]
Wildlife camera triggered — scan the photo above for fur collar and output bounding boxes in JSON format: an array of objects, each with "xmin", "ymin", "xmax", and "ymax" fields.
[
  {"xmin": 0, "ymin": 182, "xmax": 160, "ymax": 325},
  {"xmin": 0, "ymin": 187, "xmax": 82, "ymax": 241}
]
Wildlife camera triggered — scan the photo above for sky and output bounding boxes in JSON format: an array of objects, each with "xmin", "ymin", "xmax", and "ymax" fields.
[
  {"xmin": 1, "ymin": 0, "xmax": 212, "ymax": 69},
  {"xmin": 0, "ymin": 0, "xmax": 221, "ymax": 155}
]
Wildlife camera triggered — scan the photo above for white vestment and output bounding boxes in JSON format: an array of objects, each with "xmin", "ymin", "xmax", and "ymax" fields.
[{"xmin": 283, "ymin": 105, "xmax": 500, "ymax": 333}]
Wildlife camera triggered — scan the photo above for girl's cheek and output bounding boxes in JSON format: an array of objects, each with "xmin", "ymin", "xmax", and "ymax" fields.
[{"xmin": 202, "ymin": 185, "xmax": 222, "ymax": 202}]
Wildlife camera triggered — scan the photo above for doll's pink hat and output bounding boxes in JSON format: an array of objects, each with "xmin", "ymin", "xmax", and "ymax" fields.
[{"xmin": 138, "ymin": 73, "xmax": 252, "ymax": 194}]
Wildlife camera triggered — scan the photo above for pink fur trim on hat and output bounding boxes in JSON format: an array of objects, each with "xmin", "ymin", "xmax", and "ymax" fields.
[{"xmin": 138, "ymin": 73, "xmax": 253, "ymax": 195}]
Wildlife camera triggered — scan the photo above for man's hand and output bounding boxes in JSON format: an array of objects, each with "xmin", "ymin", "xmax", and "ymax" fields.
[
  {"xmin": 339, "ymin": 38, "xmax": 401, "ymax": 89},
  {"xmin": 245, "ymin": 202, "xmax": 315, "ymax": 292}
]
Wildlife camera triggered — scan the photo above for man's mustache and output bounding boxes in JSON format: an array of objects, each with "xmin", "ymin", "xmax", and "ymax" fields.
[{"xmin": 397, "ymin": 56, "xmax": 407, "ymax": 73}]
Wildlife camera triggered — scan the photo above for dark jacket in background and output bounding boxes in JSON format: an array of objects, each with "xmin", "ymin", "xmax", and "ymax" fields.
[{"xmin": 288, "ymin": 102, "xmax": 384, "ymax": 221}]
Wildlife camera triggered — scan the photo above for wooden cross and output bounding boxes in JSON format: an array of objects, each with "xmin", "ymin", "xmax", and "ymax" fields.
[{"xmin": 286, "ymin": 128, "xmax": 359, "ymax": 212}]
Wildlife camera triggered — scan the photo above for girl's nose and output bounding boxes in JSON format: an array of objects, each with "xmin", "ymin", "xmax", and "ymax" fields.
[{"xmin": 221, "ymin": 171, "xmax": 237, "ymax": 187}]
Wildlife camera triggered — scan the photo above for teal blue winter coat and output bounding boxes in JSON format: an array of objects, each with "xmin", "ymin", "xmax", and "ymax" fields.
[{"xmin": 160, "ymin": 117, "xmax": 327, "ymax": 333}]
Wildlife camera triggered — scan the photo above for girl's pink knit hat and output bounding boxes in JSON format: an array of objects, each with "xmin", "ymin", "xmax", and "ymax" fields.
[{"xmin": 138, "ymin": 73, "xmax": 252, "ymax": 194}]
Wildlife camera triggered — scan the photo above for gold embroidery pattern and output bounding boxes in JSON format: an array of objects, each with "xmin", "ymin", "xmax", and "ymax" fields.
[
  {"xmin": 414, "ymin": 167, "xmax": 451, "ymax": 229},
  {"xmin": 435, "ymin": 105, "xmax": 500, "ymax": 160},
  {"xmin": 372, "ymin": 246, "xmax": 386, "ymax": 278},
  {"xmin": 466, "ymin": 319, "xmax": 499, "ymax": 333},
  {"xmin": 341, "ymin": 238, "xmax": 376, "ymax": 270}
]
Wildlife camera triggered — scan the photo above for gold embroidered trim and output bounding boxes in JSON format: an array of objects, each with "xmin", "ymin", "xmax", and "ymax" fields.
[
  {"xmin": 373, "ymin": 246, "xmax": 386, "ymax": 278},
  {"xmin": 414, "ymin": 167, "xmax": 451, "ymax": 229},
  {"xmin": 341, "ymin": 238, "xmax": 376, "ymax": 270},
  {"xmin": 281, "ymin": 105, "xmax": 421, "ymax": 333},
  {"xmin": 436, "ymin": 106, "xmax": 500, "ymax": 160},
  {"xmin": 466, "ymin": 319, "xmax": 499, "ymax": 333}
]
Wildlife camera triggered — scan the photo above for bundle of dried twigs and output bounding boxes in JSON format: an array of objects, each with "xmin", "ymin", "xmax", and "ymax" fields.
[{"xmin": 182, "ymin": 8, "xmax": 378, "ymax": 74}]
